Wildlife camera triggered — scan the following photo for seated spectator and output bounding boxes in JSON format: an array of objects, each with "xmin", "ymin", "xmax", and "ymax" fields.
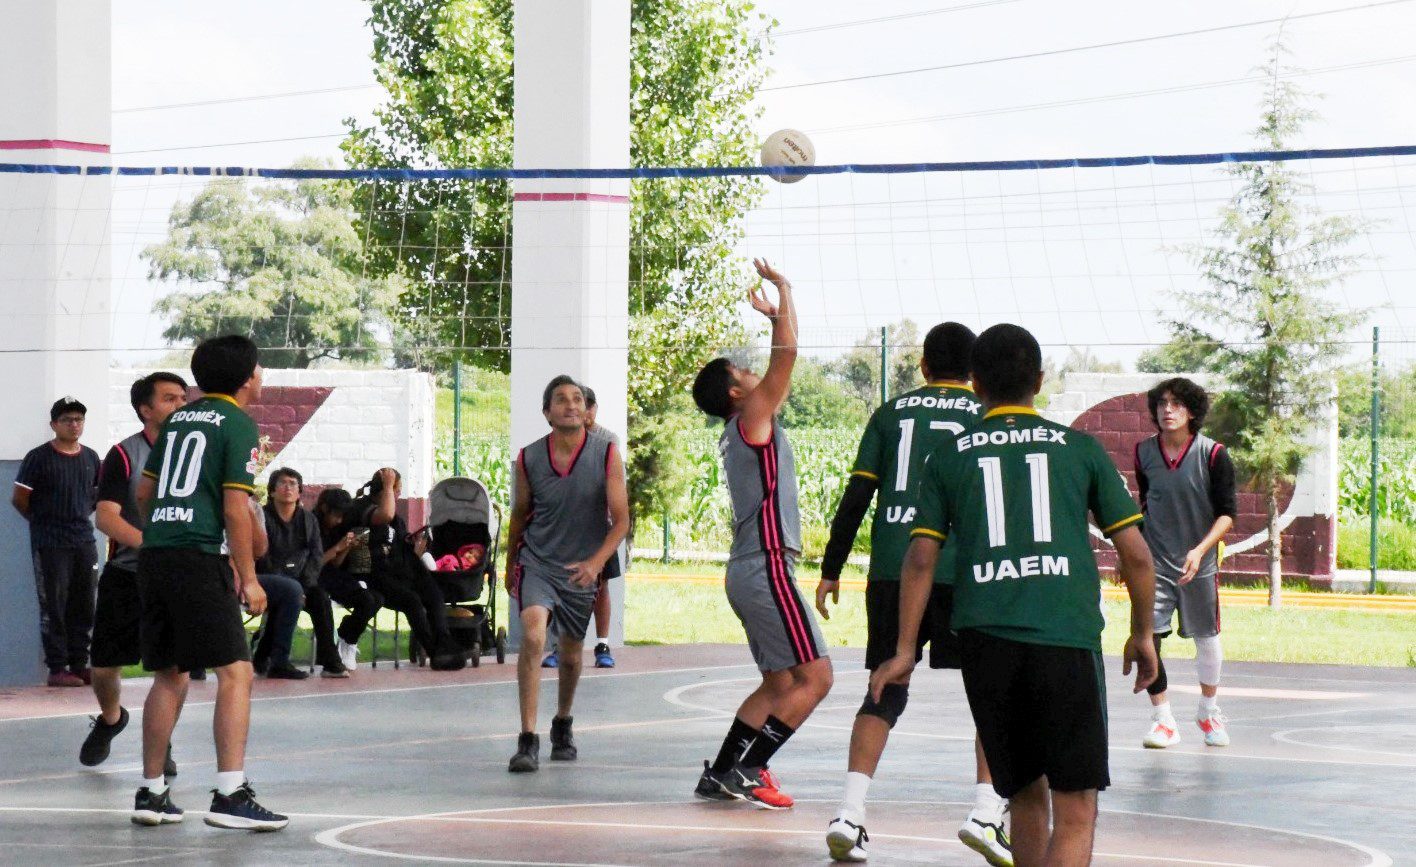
[
  {"xmin": 246, "ymin": 492, "xmax": 307, "ymax": 681},
  {"xmin": 255, "ymin": 468, "xmax": 348, "ymax": 679},
  {"xmin": 349, "ymin": 468, "xmax": 464, "ymax": 671},
  {"xmin": 314, "ymin": 488, "xmax": 382, "ymax": 671}
]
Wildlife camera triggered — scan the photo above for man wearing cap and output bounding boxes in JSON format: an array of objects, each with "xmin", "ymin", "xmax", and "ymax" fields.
[{"xmin": 12, "ymin": 397, "xmax": 103, "ymax": 687}]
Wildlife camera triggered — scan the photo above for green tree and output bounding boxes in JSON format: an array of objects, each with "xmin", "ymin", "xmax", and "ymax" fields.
[
  {"xmin": 343, "ymin": 0, "xmax": 770, "ymax": 526},
  {"xmin": 781, "ymin": 356, "xmax": 868, "ymax": 429},
  {"xmin": 831, "ymin": 320, "xmax": 924, "ymax": 411},
  {"xmin": 143, "ymin": 164, "xmax": 404, "ymax": 368},
  {"xmin": 1136, "ymin": 338, "xmax": 1214, "ymax": 374},
  {"xmin": 1164, "ymin": 45, "xmax": 1366, "ymax": 606}
]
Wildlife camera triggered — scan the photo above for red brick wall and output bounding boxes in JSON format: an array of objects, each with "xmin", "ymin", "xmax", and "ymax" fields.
[{"xmin": 1072, "ymin": 393, "xmax": 1334, "ymax": 582}]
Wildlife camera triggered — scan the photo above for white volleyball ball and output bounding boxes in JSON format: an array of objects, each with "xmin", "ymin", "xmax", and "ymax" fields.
[{"xmin": 760, "ymin": 129, "xmax": 815, "ymax": 184}]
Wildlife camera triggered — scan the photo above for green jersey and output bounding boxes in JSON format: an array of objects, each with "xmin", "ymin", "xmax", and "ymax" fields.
[
  {"xmin": 909, "ymin": 405, "xmax": 1142, "ymax": 651},
  {"xmin": 141, "ymin": 394, "xmax": 260, "ymax": 554},
  {"xmin": 851, "ymin": 383, "xmax": 982, "ymax": 583}
]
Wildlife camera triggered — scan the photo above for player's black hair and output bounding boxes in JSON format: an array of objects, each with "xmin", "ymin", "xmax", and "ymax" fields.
[
  {"xmin": 267, "ymin": 466, "xmax": 303, "ymax": 495},
  {"xmin": 358, "ymin": 468, "xmax": 402, "ymax": 499},
  {"xmin": 191, "ymin": 335, "xmax": 259, "ymax": 396},
  {"xmin": 970, "ymin": 323, "xmax": 1043, "ymax": 405},
  {"xmin": 692, "ymin": 357, "xmax": 737, "ymax": 420},
  {"xmin": 129, "ymin": 371, "xmax": 188, "ymax": 420},
  {"xmin": 542, "ymin": 374, "xmax": 584, "ymax": 412},
  {"xmin": 1147, "ymin": 377, "xmax": 1209, "ymax": 434},
  {"xmin": 583, "ymin": 386, "xmax": 597, "ymax": 408},
  {"xmin": 313, "ymin": 487, "xmax": 352, "ymax": 526},
  {"xmin": 922, "ymin": 322, "xmax": 976, "ymax": 381}
]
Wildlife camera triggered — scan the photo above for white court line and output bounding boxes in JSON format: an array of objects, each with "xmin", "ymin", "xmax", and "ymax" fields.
[
  {"xmin": 1271, "ymin": 726, "xmax": 1416, "ymax": 759},
  {"xmin": 1234, "ymin": 703, "xmax": 1416, "ymax": 724},
  {"xmin": 0, "ymin": 661, "xmax": 764, "ymax": 725}
]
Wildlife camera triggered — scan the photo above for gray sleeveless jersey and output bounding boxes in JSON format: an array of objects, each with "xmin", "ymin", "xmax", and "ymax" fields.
[
  {"xmin": 105, "ymin": 431, "xmax": 152, "ymax": 571},
  {"xmin": 517, "ymin": 430, "xmax": 614, "ymax": 579},
  {"xmin": 720, "ymin": 416, "xmax": 801, "ymax": 561},
  {"xmin": 1135, "ymin": 433, "xmax": 1221, "ymax": 580}
]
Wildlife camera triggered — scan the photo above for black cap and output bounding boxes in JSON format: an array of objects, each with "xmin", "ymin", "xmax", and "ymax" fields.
[{"xmin": 50, "ymin": 396, "xmax": 87, "ymax": 421}]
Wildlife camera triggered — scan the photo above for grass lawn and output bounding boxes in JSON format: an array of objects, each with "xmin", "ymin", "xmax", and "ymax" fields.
[{"xmin": 624, "ymin": 561, "xmax": 1416, "ymax": 668}]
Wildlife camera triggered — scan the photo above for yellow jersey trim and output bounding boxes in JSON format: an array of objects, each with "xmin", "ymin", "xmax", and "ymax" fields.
[
  {"xmin": 1101, "ymin": 514, "xmax": 1144, "ymax": 535},
  {"xmin": 926, "ymin": 380, "xmax": 974, "ymax": 391},
  {"xmin": 141, "ymin": 469, "xmax": 158, "ymax": 479},
  {"xmin": 983, "ymin": 405, "xmax": 1040, "ymax": 419},
  {"xmin": 850, "ymin": 470, "xmax": 879, "ymax": 481},
  {"xmin": 222, "ymin": 482, "xmax": 256, "ymax": 493},
  {"xmin": 911, "ymin": 527, "xmax": 948, "ymax": 542},
  {"xmin": 206, "ymin": 393, "xmax": 239, "ymax": 407}
]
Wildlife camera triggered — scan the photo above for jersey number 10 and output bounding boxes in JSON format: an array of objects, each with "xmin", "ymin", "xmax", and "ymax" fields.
[
  {"xmin": 155, "ymin": 430, "xmax": 209, "ymax": 499},
  {"xmin": 977, "ymin": 453, "xmax": 1053, "ymax": 547}
]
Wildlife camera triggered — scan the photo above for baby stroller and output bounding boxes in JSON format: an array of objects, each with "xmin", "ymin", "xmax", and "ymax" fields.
[{"xmin": 414, "ymin": 477, "xmax": 506, "ymax": 667}]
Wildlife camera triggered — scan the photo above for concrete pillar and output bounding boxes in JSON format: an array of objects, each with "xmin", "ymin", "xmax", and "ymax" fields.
[
  {"xmin": 509, "ymin": 0, "xmax": 631, "ymax": 650},
  {"xmin": 0, "ymin": 0, "xmax": 112, "ymax": 686}
]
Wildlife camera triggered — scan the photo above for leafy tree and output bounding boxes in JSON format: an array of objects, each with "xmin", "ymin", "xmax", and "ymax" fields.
[
  {"xmin": 1136, "ymin": 338, "xmax": 1213, "ymax": 374},
  {"xmin": 343, "ymin": 0, "xmax": 770, "ymax": 526},
  {"xmin": 781, "ymin": 357, "xmax": 869, "ymax": 429},
  {"xmin": 831, "ymin": 320, "xmax": 924, "ymax": 411},
  {"xmin": 143, "ymin": 164, "xmax": 404, "ymax": 368},
  {"xmin": 1336, "ymin": 362, "xmax": 1416, "ymax": 440},
  {"xmin": 1162, "ymin": 44, "xmax": 1367, "ymax": 605}
]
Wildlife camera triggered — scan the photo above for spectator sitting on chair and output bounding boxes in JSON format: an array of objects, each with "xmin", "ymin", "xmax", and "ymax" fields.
[
  {"xmin": 12, "ymin": 396, "xmax": 103, "ymax": 688},
  {"xmin": 349, "ymin": 468, "xmax": 464, "ymax": 671},
  {"xmin": 256, "ymin": 468, "xmax": 348, "ymax": 679},
  {"xmin": 246, "ymin": 491, "xmax": 306, "ymax": 680},
  {"xmin": 314, "ymin": 488, "xmax": 383, "ymax": 672}
]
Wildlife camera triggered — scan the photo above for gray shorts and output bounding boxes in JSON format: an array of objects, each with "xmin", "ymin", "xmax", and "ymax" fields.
[
  {"xmin": 1154, "ymin": 570, "xmax": 1220, "ymax": 639},
  {"xmin": 519, "ymin": 567, "xmax": 596, "ymax": 643},
  {"xmin": 726, "ymin": 551, "xmax": 827, "ymax": 673}
]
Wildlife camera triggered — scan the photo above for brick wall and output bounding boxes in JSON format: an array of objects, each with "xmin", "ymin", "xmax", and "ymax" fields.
[{"xmin": 1045, "ymin": 373, "xmax": 1338, "ymax": 584}]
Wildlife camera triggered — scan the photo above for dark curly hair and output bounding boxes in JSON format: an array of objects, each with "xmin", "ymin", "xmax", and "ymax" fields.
[{"xmin": 1147, "ymin": 377, "xmax": 1209, "ymax": 434}]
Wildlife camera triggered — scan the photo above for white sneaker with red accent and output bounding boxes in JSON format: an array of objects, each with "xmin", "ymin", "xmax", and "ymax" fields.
[
  {"xmin": 1143, "ymin": 716, "xmax": 1181, "ymax": 748},
  {"xmin": 1196, "ymin": 707, "xmax": 1230, "ymax": 746}
]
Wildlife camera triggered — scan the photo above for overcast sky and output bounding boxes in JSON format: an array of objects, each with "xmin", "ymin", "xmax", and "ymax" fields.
[{"xmin": 107, "ymin": 0, "xmax": 1416, "ymax": 365}]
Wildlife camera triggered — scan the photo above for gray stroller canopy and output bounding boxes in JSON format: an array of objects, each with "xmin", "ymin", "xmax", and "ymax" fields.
[{"xmin": 428, "ymin": 477, "xmax": 496, "ymax": 531}]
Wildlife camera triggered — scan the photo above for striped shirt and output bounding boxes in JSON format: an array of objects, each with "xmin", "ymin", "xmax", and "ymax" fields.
[{"xmin": 15, "ymin": 441, "xmax": 101, "ymax": 549}]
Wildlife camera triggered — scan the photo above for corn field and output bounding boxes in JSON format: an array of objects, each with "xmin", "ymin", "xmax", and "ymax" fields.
[{"xmin": 1339, "ymin": 437, "xmax": 1416, "ymax": 522}]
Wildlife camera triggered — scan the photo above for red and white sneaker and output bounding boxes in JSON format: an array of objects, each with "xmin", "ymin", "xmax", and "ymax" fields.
[
  {"xmin": 757, "ymin": 766, "xmax": 794, "ymax": 808},
  {"xmin": 1142, "ymin": 717, "xmax": 1181, "ymax": 749},
  {"xmin": 1196, "ymin": 708, "xmax": 1230, "ymax": 747},
  {"xmin": 721, "ymin": 764, "xmax": 794, "ymax": 809}
]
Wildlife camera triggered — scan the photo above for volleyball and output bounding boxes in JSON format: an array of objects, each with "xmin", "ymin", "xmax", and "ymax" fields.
[{"xmin": 760, "ymin": 128, "xmax": 815, "ymax": 183}]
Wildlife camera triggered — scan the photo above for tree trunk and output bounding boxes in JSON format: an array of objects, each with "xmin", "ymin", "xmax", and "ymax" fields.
[{"xmin": 1267, "ymin": 481, "xmax": 1283, "ymax": 608}]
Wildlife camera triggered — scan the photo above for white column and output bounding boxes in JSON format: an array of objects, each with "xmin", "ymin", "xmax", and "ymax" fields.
[
  {"xmin": 0, "ymin": 0, "xmax": 112, "ymax": 686},
  {"xmin": 510, "ymin": 0, "xmax": 631, "ymax": 648}
]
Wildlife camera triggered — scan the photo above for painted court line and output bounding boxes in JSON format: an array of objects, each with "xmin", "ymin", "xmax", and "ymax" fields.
[{"xmin": 1271, "ymin": 726, "xmax": 1416, "ymax": 759}]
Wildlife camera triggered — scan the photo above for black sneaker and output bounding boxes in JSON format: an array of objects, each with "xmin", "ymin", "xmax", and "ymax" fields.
[
  {"xmin": 79, "ymin": 706, "xmax": 128, "ymax": 766},
  {"xmin": 131, "ymin": 786, "xmax": 183, "ymax": 826},
  {"xmin": 265, "ymin": 663, "xmax": 309, "ymax": 680},
  {"xmin": 164, "ymin": 743, "xmax": 178, "ymax": 779},
  {"xmin": 693, "ymin": 761, "xmax": 734, "ymax": 801},
  {"xmin": 508, "ymin": 732, "xmax": 539, "ymax": 773},
  {"xmin": 550, "ymin": 716, "xmax": 577, "ymax": 761},
  {"xmin": 205, "ymin": 782, "xmax": 289, "ymax": 831}
]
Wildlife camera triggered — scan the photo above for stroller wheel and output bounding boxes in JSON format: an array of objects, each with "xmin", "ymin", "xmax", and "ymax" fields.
[
  {"xmin": 496, "ymin": 627, "xmax": 507, "ymax": 664},
  {"xmin": 470, "ymin": 642, "xmax": 482, "ymax": 667}
]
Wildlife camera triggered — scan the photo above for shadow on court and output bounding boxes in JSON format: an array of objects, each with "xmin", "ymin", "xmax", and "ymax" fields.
[{"xmin": 0, "ymin": 644, "xmax": 1411, "ymax": 865}]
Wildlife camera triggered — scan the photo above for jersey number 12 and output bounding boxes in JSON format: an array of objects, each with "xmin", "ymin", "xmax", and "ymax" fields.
[{"xmin": 895, "ymin": 418, "xmax": 965, "ymax": 492}]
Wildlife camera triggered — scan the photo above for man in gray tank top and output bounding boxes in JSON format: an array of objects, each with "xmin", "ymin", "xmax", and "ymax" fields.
[
  {"xmin": 505, "ymin": 375, "xmax": 629, "ymax": 773},
  {"xmin": 689, "ymin": 259, "xmax": 833, "ymax": 811},
  {"xmin": 82, "ymin": 372, "xmax": 190, "ymax": 772},
  {"xmin": 1133, "ymin": 377, "xmax": 1236, "ymax": 750}
]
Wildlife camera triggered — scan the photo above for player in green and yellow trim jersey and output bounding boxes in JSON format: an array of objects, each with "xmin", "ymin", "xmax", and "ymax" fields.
[
  {"xmin": 818, "ymin": 323, "xmax": 1010, "ymax": 865},
  {"xmin": 872, "ymin": 323, "xmax": 1157, "ymax": 867}
]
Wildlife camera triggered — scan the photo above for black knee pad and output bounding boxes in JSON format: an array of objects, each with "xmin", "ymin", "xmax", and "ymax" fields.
[{"xmin": 858, "ymin": 683, "xmax": 909, "ymax": 728}]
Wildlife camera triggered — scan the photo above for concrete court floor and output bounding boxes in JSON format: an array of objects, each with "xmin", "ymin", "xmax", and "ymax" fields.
[{"xmin": 0, "ymin": 644, "xmax": 1411, "ymax": 866}]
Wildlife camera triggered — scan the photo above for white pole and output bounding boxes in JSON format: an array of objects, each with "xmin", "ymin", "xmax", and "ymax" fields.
[
  {"xmin": 0, "ymin": 0, "xmax": 112, "ymax": 686},
  {"xmin": 509, "ymin": 0, "xmax": 631, "ymax": 649}
]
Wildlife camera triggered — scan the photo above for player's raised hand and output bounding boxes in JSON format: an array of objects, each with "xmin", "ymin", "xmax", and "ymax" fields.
[
  {"xmin": 815, "ymin": 577, "xmax": 839, "ymax": 619},
  {"xmin": 868, "ymin": 654, "xmax": 915, "ymax": 702},
  {"xmin": 753, "ymin": 257, "xmax": 789, "ymax": 287},
  {"xmin": 1122, "ymin": 632, "xmax": 1159, "ymax": 694},
  {"xmin": 748, "ymin": 281, "xmax": 779, "ymax": 319}
]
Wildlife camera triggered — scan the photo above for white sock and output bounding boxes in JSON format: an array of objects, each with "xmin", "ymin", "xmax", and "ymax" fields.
[
  {"xmin": 1152, "ymin": 700, "xmax": 1175, "ymax": 722},
  {"xmin": 839, "ymin": 771, "xmax": 871, "ymax": 824},
  {"xmin": 1199, "ymin": 694, "xmax": 1219, "ymax": 714},
  {"xmin": 971, "ymin": 783, "xmax": 1004, "ymax": 822},
  {"xmin": 596, "ymin": 636, "xmax": 610, "ymax": 647},
  {"xmin": 142, "ymin": 775, "xmax": 167, "ymax": 795},
  {"xmin": 215, "ymin": 770, "xmax": 245, "ymax": 796}
]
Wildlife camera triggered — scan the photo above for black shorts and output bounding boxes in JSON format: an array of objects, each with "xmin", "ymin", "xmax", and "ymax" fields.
[
  {"xmin": 137, "ymin": 548, "xmax": 251, "ymax": 673},
  {"xmin": 90, "ymin": 563, "xmax": 142, "ymax": 668},
  {"xmin": 864, "ymin": 581, "xmax": 960, "ymax": 670},
  {"xmin": 959, "ymin": 629, "xmax": 1109, "ymax": 798}
]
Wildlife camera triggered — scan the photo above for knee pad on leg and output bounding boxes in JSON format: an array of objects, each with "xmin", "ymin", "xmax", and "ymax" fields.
[
  {"xmin": 858, "ymin": 683, "xmax": 909, "ymax": 728},
  {"xmin": 1147, "ymin": 636, "xmax": 1168, "ymax": 696},
  {"xmin": 1194, "ymin": 635, "xmax": 1222, "ymax": 685}
]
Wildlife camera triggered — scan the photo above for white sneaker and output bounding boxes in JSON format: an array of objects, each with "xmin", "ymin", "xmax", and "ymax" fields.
[
  {"xmin": 826, "ymin": 817, "xmax": 868, "ymax": 862},
  {"xmin": 1143, "ymin": 716, "xmax": 1181, "ymax": 749},
  {"xmin": 337, "ymin": 638, "xmax": 358, "ymax": 672},
  {"xmin": 959, "ymin": 809, "xmax": 1013, "ymax": 867},
  {"xmin": 1196, "ymin": 707, "xmax": 1230, "ymax": 746}
]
